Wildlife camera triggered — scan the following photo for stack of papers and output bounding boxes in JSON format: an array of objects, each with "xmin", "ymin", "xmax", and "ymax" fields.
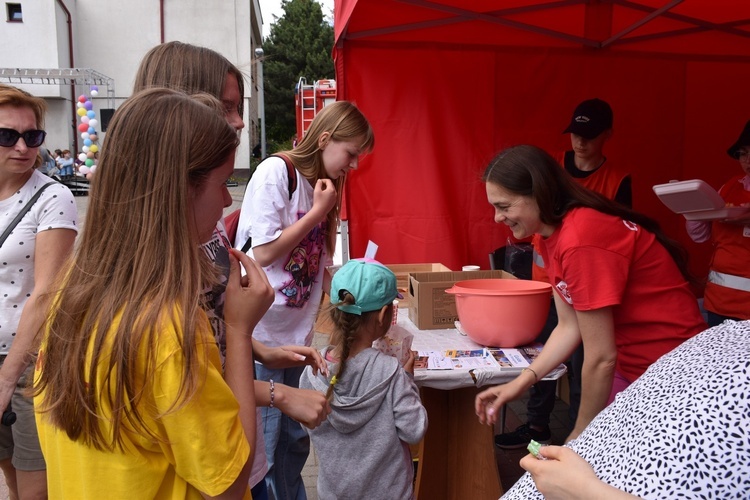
[{"xmin": 415, "ymin": 344, "xmax": 544, "ymax": 371}]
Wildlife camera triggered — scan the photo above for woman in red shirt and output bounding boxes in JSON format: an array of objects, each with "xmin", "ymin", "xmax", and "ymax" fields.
[{"xmin": 475, "ymin": 145, "xmax": 706, "ymax": 442}]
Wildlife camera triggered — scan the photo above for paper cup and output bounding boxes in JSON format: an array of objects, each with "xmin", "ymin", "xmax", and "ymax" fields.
[{"xmin": 462, "ymin": 265, "xmax": 480, "ymax": 271}]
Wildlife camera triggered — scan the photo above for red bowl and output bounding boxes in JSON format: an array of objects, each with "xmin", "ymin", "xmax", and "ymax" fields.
[{"xmin": 445, "ymin": 279, "xmax": 552, "ymax": 347}]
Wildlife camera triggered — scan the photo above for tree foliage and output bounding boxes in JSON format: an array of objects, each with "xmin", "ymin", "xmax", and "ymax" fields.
[{"xmin": 262, "ymin": 0, "xmax": 334, "ymax": 146}]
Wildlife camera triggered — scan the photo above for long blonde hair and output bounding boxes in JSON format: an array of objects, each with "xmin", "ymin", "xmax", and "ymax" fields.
[
  {"xmin": 34, "ymin": 88, "xmax": 239, "ymax": 451},
  {"xmin": 282, "ymin": 101, "xmax": 374, "ymax": 253}
]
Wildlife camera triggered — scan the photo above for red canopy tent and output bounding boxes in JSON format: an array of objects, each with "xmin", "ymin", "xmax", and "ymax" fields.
[{"xmin": 333, "ymin": 0, "xmax": 750, "ymax": 284}]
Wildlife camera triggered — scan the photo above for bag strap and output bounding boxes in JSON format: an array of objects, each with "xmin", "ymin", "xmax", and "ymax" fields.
[
  {"xmin": 0, "ymin": 181, "xmax": 57, "ymax": 248},
  {"xmin": 273, "ymin": 153, "xmax": 298, "ymax": 200},
  {"xmin": 239, "ymin": 154, "xmax": 298, "ymax": 254}
]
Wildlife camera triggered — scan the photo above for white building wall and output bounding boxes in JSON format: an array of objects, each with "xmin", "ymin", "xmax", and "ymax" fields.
[{"xmin": 0, "ymin": 0, "xmax": 262, "ymax": 171}]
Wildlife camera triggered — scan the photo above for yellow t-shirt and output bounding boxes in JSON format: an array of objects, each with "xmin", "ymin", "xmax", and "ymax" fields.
[{"xmin": 34, "ymin": 310, "xmax": 251, "ymax": 499}]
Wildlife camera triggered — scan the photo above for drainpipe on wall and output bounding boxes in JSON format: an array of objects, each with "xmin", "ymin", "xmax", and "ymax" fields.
[
  {"xmin": 55, "ymin": 0, "xmax": 78, "ymax": 154},
  {"xmin": 160, "ymin": 0, "xmax": 165, "ymax": 43}
]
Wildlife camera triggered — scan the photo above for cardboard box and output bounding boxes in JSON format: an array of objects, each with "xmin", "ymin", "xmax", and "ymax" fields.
[
  {"xmin": 407, "ymin": 270, "xmax": 515, "ymax": 330},
  {"xmin": 384, "ymin": 263, "xmax": 451, "ymax": 305}
]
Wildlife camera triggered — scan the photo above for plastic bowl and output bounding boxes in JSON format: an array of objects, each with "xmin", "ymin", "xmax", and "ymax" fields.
[{"xmin": 445, "ymin": 279, "xmax": 552, "ymax": 347}]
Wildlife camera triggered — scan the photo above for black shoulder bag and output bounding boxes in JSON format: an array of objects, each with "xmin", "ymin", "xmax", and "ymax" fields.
[{"xmin": 0, "ymin": 181, "xmax": 57, "ymax": 249}]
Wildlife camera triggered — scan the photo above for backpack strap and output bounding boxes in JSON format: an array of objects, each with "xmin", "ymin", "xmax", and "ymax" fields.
[
  {"xmin": 239, "ymin": 154, "xmax": 299, "ymax": 254},
  {"xmin": 273, "ymin": 153, "xmax": 298, "ymax": 200}
]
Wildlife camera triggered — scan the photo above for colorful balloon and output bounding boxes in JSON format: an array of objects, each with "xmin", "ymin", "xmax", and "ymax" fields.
[
  {"xmin": 78, "ymin": 153, "xmax": 87, "ymax": 162},
  {"xmin": 78, "ymin": 95, "xmax": 87, "ymax": 103},
  {"xmin": 86, "ymin": 110, "xmax": 96, "ymax": 119},
  {"xmin": 78, "ymin": 123, "xmax": 88, "ymax": 133},
  {"xmin": 90, "ymin": 89, "xmax": 99, "ymax": 97},
  {"xmin": 89, "ymin": 144, "xmax": 99, "ymax": 153},
  {"xmin": 85, "ymin": 159, "xmax": 94, "ymax": 167},
  {"xmin": 89, "ymin": 119, "xmax": 98, "ymax": 128},
  {"xmin": 77, "ymin": 107, "xmax": 86, "ymax": 117},
  {"xmin": 84, "ymin": 101, "xmax": 93, "ymax": 111}
]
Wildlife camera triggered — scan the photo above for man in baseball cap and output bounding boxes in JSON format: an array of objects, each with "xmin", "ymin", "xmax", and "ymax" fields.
[
  {"xmin": 560, "ymin": 98, "xmax": 631, "ymax": 207},
  {"xmin": 563, "ymin": 98, "xmax": 613, "ymax": 139}
]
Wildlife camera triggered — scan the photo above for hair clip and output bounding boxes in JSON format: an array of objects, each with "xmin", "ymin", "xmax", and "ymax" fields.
[{"xmin": 330, "ymin": 375, "xmax": 338, "ymax": 386}]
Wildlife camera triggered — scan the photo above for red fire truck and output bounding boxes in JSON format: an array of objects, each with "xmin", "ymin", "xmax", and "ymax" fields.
[{"xmin": 295, "ymin": 77, "xmax": 336, "ymax": 140}]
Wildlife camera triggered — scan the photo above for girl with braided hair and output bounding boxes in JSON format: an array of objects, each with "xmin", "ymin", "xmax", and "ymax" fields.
[{"xmin": 300, "ymin": 259, "xmax": 427, "ymax": 499}]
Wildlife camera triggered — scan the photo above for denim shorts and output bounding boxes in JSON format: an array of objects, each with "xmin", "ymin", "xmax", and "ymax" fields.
[{"xmin": 0, "ymin": 362, "xmax": 46, "ymax": 471}]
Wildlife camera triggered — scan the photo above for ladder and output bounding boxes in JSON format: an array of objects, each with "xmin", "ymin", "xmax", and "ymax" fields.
[{"xmin": 296, "ymin": 77, "xmax": 317, "ymax": 138}]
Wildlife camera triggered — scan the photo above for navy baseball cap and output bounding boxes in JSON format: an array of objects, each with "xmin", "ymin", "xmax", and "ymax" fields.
[{"xmin": 563, "ymin": 98, "xmax": 613, "ymax": 139}]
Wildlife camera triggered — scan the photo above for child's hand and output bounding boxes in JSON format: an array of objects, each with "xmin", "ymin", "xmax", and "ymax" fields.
[
  {"xmin": 256, "ymin": 344, "xmax": 329, "ymax": 377},
  {"xmin": 312, "ymin": 179, "xmax": 337, "ymax": 218},
  {"xmin": 474, "ymin": 381, "xmax": 525, "ymax": 425},
  {"xmin": 225, "ymin": 249, "xmax": 274, "ymax": 334},
  {"xmin": 403, "ymin": 350, "xmax": 416, "ymax": 374},
  {"xmin": 274, "ymin": 385, "xmax": 331, "ymax": 429}
]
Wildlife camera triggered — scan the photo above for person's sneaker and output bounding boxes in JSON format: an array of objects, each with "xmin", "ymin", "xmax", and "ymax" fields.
[{"xmin": 494, "ymin": 424, "xmax": 551, "ymax": 449}]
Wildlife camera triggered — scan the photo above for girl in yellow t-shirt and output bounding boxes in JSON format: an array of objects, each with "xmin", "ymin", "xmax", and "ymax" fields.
[{"xmin": 33, "ymin": 88, "xmax": 274, "ymax": 499}]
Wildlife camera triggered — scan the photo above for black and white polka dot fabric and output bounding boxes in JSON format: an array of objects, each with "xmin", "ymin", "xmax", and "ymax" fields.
[{"xmin": 503, "ymin": 320, "xmax": 750, "ymax": 499}]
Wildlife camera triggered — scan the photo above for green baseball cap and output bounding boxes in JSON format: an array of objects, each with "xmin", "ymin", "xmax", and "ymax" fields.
[{"xmin": 331, "ymin": 258, "xmax": 402, "ymax": 315}]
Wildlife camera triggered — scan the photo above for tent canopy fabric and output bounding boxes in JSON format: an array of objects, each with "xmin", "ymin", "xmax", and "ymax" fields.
[{"xmin": 334, "ymin": 0, "xmax": 750, "ymax": 280}]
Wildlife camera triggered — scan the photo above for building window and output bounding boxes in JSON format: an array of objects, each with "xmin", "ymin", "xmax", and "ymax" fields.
[{"xmin": 7, "ymin": 3, "xmax": 22, "ymax": 22}]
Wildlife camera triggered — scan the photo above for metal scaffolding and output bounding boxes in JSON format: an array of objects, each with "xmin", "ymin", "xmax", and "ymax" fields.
[{"xmin": 0, "ymin": 68, "xmax": 115, "ymax": 108}]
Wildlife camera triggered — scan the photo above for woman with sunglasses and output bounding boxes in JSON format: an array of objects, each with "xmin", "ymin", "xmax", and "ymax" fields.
[
  {"xmin": 685, "ymin": 121, "xmax": 750, "ymax": 326},
  {"xmin": 0, "ymin": 84, "xmax": 77, "ymax": 498}
]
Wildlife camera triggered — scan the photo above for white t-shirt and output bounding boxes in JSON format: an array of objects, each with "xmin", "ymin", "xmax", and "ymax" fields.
[
  {"xmin": 0, "ymin": 171, "xmax": 77, "ymax": 353},
  {"xmin": 235, "ymin": 156, "xmax": 329, "ymax": 347},
  {"xmin": 200, "ymin": 220, "xmax": 267, "ymax": 488}
]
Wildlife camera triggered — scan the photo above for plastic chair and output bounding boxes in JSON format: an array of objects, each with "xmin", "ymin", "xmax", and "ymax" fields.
[
  {"xmin": 488, "ymin": 243, "xmax": 533, "ymax": 280},
  {"xmin": 488, "ymin": 247, "xmax": 506, "ymax": 271}
]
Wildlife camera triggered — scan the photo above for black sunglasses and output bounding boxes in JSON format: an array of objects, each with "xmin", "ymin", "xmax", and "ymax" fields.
[{"xmin": 0, "ymin": 128, "xmax": 46, "ymax": 148}]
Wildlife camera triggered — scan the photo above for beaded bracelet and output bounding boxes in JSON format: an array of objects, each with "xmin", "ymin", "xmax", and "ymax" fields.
[
  {"xmin": 269, "ymin": 379, "xmax": 275, "ymax": 408},
  {"xmin": 522, "ymin": 367, "xmax": 539, "ymax": 382}
]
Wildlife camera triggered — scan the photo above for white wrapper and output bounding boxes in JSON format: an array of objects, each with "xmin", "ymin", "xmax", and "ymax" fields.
[{"xmin": 372, "ymin": 324, "xmax": 414, "ymax": 366}]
